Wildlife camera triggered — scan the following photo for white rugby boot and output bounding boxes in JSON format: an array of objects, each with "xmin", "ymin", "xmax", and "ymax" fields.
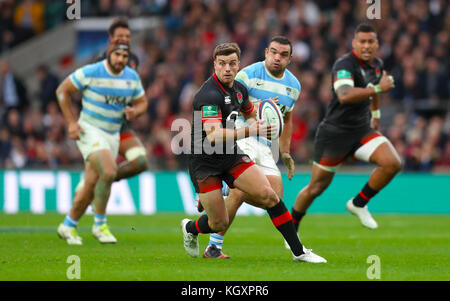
[
  {"xmin": 346, "ymin": 199, "xmax": 378, "ymax": 229},
  {"xmin": 293, "ymin": 246, "xmax": 327, "ymax": 263},
  {"xmin": 57, "ymin": 224, "xmax": 83, "ymax": 245},
  {"xmin": 92, "ymin": 224, "xmax": 117, "ymax": 244},
  {"xmin": 181, "ymin": 219, "xmax": 199, "ymax": 257}
]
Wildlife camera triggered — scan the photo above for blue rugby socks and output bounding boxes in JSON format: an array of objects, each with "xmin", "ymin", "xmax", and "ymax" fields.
[{"xmin": 62, "ymin": 214, "xmax": 79, "ymax": 228}]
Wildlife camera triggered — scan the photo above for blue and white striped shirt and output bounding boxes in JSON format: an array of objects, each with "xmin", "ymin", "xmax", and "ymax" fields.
[
  {"xmin": 235, "ymin": 61, "xmax": 301, "ymax": 116},
  {"xmin": 69, "ymin": 60, "xmax": 145, "ymax": 134}
]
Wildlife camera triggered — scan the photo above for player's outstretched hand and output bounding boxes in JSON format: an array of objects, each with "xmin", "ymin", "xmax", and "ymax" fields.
[
  {"xmin": 249, "ymin": 120, "xmax": 272, "ymax": 139},
  {"xmin": 68, "ymin": 122, "xmax": 84, "ymax": 140},
  {"xmin": 125, "ymin": 106, "xmax": 137, "ymax": 121},
  {"xmin": 281, "ymin": 152, "xmax": 295, "ymax": 180},
  {"xmin": 379, "ymin": 71, "xmax": 395, "ymax": 93}
]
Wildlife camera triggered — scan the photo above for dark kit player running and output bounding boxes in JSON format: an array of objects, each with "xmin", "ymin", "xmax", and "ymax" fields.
[
  {"xmin": 181, "ymin": 42, "xmax": 326, "ymax": 263},
  {"xmin": 290, "ymin": 23, "xmax": 402, "ymax": 231}
]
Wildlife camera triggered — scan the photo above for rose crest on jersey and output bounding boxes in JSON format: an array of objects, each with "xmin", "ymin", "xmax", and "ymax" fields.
[{"xmin": 236, "ymin": 92, "xmax": 243, "ymax": 104}]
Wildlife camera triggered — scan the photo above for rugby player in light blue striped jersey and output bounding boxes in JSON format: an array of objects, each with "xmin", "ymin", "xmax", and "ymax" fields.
[{"xmin": 56, "ymin": 40, "xmax": 147, "ymax": 245}]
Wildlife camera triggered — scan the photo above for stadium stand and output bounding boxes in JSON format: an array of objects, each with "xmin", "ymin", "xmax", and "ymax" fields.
[{"xmin": 0, "ymin": 0, "xmax": 448, "ymax": 172}]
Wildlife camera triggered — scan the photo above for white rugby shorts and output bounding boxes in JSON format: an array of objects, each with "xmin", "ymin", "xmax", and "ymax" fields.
[
  {"xmin": 237, "ymin": 137, "xmax": 280, "ymax": 177},
  {"xmin": 76, "ymin": 119, "xmax": 120, "ymax": 161}
]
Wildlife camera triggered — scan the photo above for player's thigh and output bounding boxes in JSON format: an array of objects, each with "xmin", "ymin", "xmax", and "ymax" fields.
[
  {"xmin": 199, "ymin": 189, "xmax": 228, "ymax": 224},
  {"xmin": 87, "ymin": 149, "xmax": 118, "ymax": 180},
  {"xmin": 312, "ymin": 124, "xmax": 348, "ymax": 172},
  {"xmin": 368, "ymin": 140, "xmax": 402, "ymax": 169},
  {"xmin": 266, "ymin": 175, "xmax": 283, "ymax": 199},
  {"xmin": 354, "ymin": 132, "xmax": 401, "ymax": 168},
  {"xmin": 233, "ymin": 164, "xmax": 274, "ymax": 201},
  {"xmin": 225, "ymin": 188, "xmax": 245, "ymax": 211},
  {"xmin": 308, "ymin": 162, "xmax": 335, "ymax": 194},
  {"xmin": 119, "ymin": 132, "xmax": 145, "ymax": 158}
]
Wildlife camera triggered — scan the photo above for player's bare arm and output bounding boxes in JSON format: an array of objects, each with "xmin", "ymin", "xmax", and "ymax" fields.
[
  {"xmin": 279, "ymin": 110, "xmax": 295, "ymax": 180},
  {"xmin": 336, "ymin": 70, "xmax": 394, "ymax": 104},
  {"xmin": 370, "ymin": 93, "xmax": 380, "ymax": 130},
  {"xmin": 125, "ymin": 95, "xmax": 148, "ymax": 121},
  {"xmin": 56, "ymin": 77, "xmax": 84, "ymax": 140},
  {"xmin": 204, "ymin": 119, "xmax": 272, "ymax": 143}
]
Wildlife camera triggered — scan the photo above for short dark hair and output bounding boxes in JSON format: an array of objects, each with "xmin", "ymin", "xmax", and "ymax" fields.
[
  {"xmin": 268, "ymin": 36, "xmax": 292, "ymax": 55},
  {"xmin": 355, "ymin": 23, "xmax": 376, "ymax": 35},
  {"xmin": 213, "ymin": 42, "xmax": 241, "ymax": 60},
  {"xmin": 108, "ymin": 18, "xmax": 130, "ymax": 37}
]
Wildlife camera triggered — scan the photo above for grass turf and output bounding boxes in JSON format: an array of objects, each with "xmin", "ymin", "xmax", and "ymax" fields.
[{"xmin": 0, "ymin": 213, "xmax": 449, "ymax": 281}]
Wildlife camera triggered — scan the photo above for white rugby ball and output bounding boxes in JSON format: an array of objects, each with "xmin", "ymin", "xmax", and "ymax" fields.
[{"xmin": 257, "ymin": 99, "xmax": 284, "ymax": 140}]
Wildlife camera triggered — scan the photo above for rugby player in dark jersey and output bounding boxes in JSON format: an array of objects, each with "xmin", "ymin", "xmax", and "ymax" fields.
[
  {"xmin": 181, "ymin": 42, "xmax": 326, "ymax": 263},
  {"xmin": 290, "ymin": 23, "xmax": 401, "ymax": 231}
]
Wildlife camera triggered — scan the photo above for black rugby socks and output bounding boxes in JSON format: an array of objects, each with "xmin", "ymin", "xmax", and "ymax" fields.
[
  {"xmin": 291, "ymin": 208, "xmax": 306, "ymax": 232},
  {"xmin": 353, "ymin": 182, "xmax": 379, "ymax": 207},
  {"xmin": 267, "ymin": 201, "xmax": 304, "ymax": 256},
  {"xmin": 186, "ymin": 214, "xmax": 214, "ymax": 235}
]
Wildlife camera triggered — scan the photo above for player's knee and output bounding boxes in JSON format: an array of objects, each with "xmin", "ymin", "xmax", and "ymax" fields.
[
  {"xmin": 383, "ymin": 158, "xmax": 402, "ymax": 175},
  {"xmin": 100, "ymin": 167, "xmax": 117, "ymax": 183},
  {"xmin": 258, "ymin": 185, "xmax": 278, "ymax": 208}
]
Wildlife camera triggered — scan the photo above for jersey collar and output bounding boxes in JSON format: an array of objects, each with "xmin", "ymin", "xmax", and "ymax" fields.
[
  {"xmin": 264, "ymin": 61, "xmax": 285, "ymax": 80},
  {"xmin": 104, "ymin": 60, "xmax": 124, "ymax": 77},
  {"xmin": 212, "ymin": 73, "xmax": 232, "ymax": 95},
  {"xmin": 351, "ymin": 50, "xmax": 375, "ymax": 69}
]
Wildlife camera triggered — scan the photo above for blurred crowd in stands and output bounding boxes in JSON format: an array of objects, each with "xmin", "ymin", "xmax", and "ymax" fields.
[{"xmin": 0, "ymin": 0, "xmax": 449, "ymax": 172}]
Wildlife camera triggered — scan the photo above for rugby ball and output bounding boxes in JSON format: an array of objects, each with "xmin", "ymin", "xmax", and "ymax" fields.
[{"xmin": 257, "ymin": 99, "xmax": 284, "ymax": 140}]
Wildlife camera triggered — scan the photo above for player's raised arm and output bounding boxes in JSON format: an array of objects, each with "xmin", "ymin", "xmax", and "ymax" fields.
[
  {"xmin": 56, "ymin": 76, "xmax": 84, "ymax": 140},
  {"xmin": 336, "ymin": 70, "xmax": 394, "ymax": 104}
]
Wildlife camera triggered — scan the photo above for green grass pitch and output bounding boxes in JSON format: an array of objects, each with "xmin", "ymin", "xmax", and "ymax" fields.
[{"xmin": 0, "ymin": 213, "xmax": 449, "ymax": 281}]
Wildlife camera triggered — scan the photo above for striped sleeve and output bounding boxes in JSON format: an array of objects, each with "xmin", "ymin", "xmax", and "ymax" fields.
[
  {"xmin": 132, "ymin": 78, "xmax": 145, "ymax": 100},
  {"xmin": 69, "ymin": 67, "xmax": 89, "ymax": 90},
  {"xmin": 235, "ymin": 70, "xmax": 250, "ymax": 90}
]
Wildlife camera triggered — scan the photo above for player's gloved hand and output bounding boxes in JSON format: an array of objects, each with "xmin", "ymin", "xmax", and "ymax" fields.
[
  {"xmin": 68, "ymin": 121, "xmax": 84, "ymax": 140},
  {"xmin": 378, "ymin": 71, "xmax": 395, "ymax": 93},
  {"xmin": 125, "ymin": 106, "xmax": 137, "ymax": 121},
  {"xmin": 249, "ymin": 120, "xmax": 272, "ymax": 139},
  {"xmin": 281, "ymin": 152, "xmax": 295, "ymax": 180}
]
